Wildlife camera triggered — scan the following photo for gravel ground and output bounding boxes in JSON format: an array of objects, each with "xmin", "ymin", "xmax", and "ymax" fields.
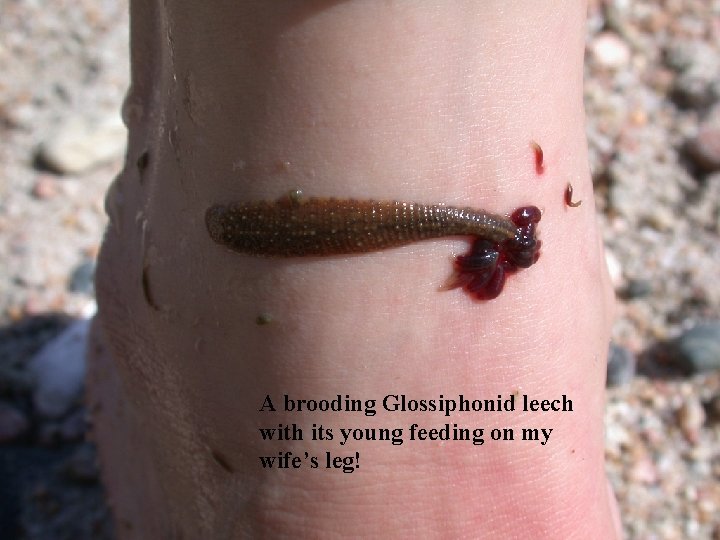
[{"xmin": 0, "ymin": 1, "xmax": 718, "ymax": 538}]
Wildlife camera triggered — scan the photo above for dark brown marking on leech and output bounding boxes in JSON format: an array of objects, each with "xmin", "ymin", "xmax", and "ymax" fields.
[
  {"xmin": 205, "ymin": 194, "xmax": 541, "ymax": 300},
  {"xmin": 565, "ymin": 183, "xmax": 582, "ymax": 207}
]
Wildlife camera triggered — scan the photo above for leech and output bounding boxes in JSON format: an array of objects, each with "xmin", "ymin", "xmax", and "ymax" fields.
[
  {"xmin": 206, "ymin": 193, "xmax": 541, "ymax": 300},
  {"xmin": 565, "ymin": 183, "xmax": 582, "ymax": 207},
  {"xmin": 530, "ymin": 141, "xmax": 545, "ymax": 175}
]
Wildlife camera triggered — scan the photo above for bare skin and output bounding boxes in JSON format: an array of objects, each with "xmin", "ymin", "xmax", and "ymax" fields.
[{"xmin": 89, "ymin": 1, "xmax": 619, "ymax": 538}]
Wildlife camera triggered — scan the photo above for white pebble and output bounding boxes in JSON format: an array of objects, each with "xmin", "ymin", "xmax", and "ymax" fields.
[
  {"xmin": 37, "ymin": 114, "xmax": 127, "ymax": 175},
  {"xmin": 590, "ymin": 32, "xmax": 631, "ymax": 70}
]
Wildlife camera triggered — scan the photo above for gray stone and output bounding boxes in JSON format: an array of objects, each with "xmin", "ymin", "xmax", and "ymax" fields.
[
  {"xmin": 623, "ymin": 279, "xmax": 653, "ymax": 299},
  {"xmin": 607, "ymin": 343, "xmax": 637, "ymax": 387},
  {"xmin": 669, "ymin": 322, "xmax": 720, "ymax": 375},
  {"xmin": 68, "ymin": 259, "xmax": 96, "ymax": 295},
  {"xmin": 28, "ymin": 318, "xmax": 89, "ymax": 419},
  {"xmin": 666, "ymin": 41, "xmax": 720, "ymax": 108}
]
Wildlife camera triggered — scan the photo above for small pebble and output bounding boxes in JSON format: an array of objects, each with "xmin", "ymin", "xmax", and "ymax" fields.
[
  {"xmin": 665, "ymin": 40, "xmax": 705, "ymax": 71},
  {"xmin": 667, "ymin": 40, "xmax": 720, "ymax": 108},
  {"xmin": 642, "ymin": 205, "xmax": 676, "ymax": 232},
  {"xmin": 622, "ymin": 279, "xmax": 653, "ymax": 299},
  {"xmin": 668, "ymin": 322, "xmax": 720, "ymax": 375},
  {"xmin": 629, "ymin": 458, "xmax": 659, "ymax": 485},
  {"xmin": 686, "ymin": 124, "xmax": 720, "ymax": 173},
  {"xmin": 68, "ymin": 259, "xmax": 96, "ymax": 295},
  {"xmin": 0, "ymin": 401, "xmax": 29, "ymax": 443},
  {"xmin": 607, "ymin": 343, "xmax": 637, "ymax": 387},
  {"xmin": 677, "ymin": 397, "xmax": 706, "ymax": 443},
  {"xmin": 686, "ymin": 519, "xmax": 701, "ymax": 538},
  {"xmin": 698, "ymin": 495, "xmax": 717, "ymax": 524},
  {"xmin": 35, "ymin": 114, "xmax": 127, "ymax": 175},
  {"xmin": 604, "ymin": 421, "xmax": 631, "ymax": 459},
  {"xmin": 590, "ymin": 32, "xmax": 631, "ymax": 70},
  {"xmin": 31, "ymin": 175, "xmax": 58, "ymax": 199},
  {"xmin": 15, "ymin": 257, "xmax": 49, "ymax": 288}
]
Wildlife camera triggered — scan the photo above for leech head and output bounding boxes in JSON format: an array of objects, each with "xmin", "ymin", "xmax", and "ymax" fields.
[{"xmin": 505, "ymin": 205, "xmax": 542, "ymax": 269}]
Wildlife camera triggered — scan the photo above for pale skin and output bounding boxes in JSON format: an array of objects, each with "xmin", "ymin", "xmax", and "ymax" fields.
[{"xmin": 89, "ymin": 1, "xmax": 619, "ymax": 538}]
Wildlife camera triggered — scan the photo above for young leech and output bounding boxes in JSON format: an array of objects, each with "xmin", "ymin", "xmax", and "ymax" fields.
[
  {"xmin": 565, "ymin": 183, "xmax": 582, "ymax": 207},
  {"xmin": 206, "ymin": 190, "xmax": 542, "ymax": 300},
  {"xmin": 530, "ymin": 141, "xmax": 545, "ymax": 176}
]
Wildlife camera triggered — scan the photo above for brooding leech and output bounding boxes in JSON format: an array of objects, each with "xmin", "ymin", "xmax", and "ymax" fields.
[{"xmin": 205, "ymin": 191, "xmax": 541, "ymax": 300}]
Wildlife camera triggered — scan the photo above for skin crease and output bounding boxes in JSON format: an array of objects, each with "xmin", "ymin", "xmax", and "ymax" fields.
[{"xmin": 88, "ymin": 1, "xmax": 620, "ymax": 539}]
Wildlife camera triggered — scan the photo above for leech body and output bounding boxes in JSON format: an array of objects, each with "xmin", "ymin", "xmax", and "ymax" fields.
[
  {"xmin": 565, "ymin": 183, "xmax": 582, "ymax": 207},
  {"xmin": 206, "ymin": 193, "xmax": 541, "ymax": 300},
  {"xmin": 206, "ymin": 197, "xmax": 518, "ymax": 256},
  {"xmin": 530, "ymin": 141, "xmax": 545, "ymax": 175}
]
